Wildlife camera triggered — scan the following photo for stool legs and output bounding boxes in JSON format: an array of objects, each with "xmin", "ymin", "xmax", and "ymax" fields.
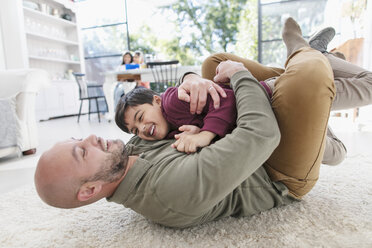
[
  {"xmin": 95, "ymin": 98, "xmax": 101, "ymax": 123},
  {"xmin": 77, "ymin": 100, "xmax": 83, "ymax": 123}
]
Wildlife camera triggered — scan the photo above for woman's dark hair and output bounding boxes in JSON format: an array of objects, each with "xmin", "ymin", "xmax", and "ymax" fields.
[
  {"xmin": 121, "ymin": 52, "xmax": 133, "ymax": 65},
  {"xmin": 115, "ymin": 88, "xmax": 160, "ymax": 133}
]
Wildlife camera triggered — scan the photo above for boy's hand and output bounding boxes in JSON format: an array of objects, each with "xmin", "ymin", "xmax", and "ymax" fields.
[
  {"xmin": 178, "ymin": 125, "xmax": 201, "ymax": 135},
  {"xmin": 178, "ymin": 73, "xmax": 227, "ymax": 115},
  {"xmin": 171, "ymin": 131, "xmax": 216, "ymax": 153},
  {"xmin": 213, "ymin": 60, "xmax": 248, "ymax": 83}
]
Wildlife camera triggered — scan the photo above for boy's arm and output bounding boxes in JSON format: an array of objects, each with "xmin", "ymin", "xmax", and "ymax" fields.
[
  {"xmin": 199, "ymin": 87, "xmax": 236, "ymax": 138},
  {"xmin": 172, "ymin": 130, "xmax": 216, "ymax": 153},
  {"xmin": 163, "ymin": 87, "xmax": 207, "ymax": 139},
  {"xmin": 172, "ymin": 88, "xmax": 236, "ymax": 152},
  {"xmin": 167, "ymin": 84, "xmax": 236, "ymax": 138},
  {"xmin": 164, "ymin": 86, "xmax": 235, "ymax": 152}
]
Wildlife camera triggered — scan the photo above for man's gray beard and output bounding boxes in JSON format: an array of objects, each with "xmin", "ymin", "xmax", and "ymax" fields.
[{"xmin": 88, "ymin": 140, "xmax": 128, "ymax": 183}]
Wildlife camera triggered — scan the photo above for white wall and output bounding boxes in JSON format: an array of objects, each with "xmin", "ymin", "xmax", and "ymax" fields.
[
  {"xmin": 358, "ymin": 0, "xmax": 372, "ymax": 125},
  {"xmin": 0, "ymin": 22, "xmax": 5, "ymax": 70},
  {"xmin": 323, "ymin": 0, "xmax": 370, "ymax": 53},
  {"xmin": 363, "ymin": 0, "xmax": 372, "ymax": 70},
  {"xmin": 0, "ymin": 0, "xmax": 28, "ymax": 69}
]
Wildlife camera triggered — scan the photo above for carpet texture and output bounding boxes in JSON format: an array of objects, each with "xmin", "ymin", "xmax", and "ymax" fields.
[{"xmin": 0, "ymin": 155, "xmax": 371, "ymax": 248}]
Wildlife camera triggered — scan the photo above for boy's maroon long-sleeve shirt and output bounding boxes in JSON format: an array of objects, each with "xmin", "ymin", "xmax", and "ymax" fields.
[{"xmin": 161, "ymin": 86, "xmax": 237, "ymax": 139}]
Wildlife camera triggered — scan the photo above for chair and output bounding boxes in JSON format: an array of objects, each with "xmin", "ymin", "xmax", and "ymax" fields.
[
  {"xmin": 0, "ymin": 69, "xmax": 50, "ymax": 158},
  {"xmin": 73, "ymin": 73, "xmax": 108, "ymax": 123},
  {"xmin": 146, "ymin": 60, "xmax": 179, "ymax": 93}
]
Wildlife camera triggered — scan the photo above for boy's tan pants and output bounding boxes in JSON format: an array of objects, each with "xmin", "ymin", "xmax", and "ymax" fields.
[{"xmin": 201, "ymin": 48, "xmax": 335, "ymax": 198}]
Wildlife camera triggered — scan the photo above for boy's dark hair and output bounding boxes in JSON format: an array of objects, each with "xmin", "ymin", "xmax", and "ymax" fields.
[{"xmin": 115, "ymin": 87, "xmax": 160, "ymax": 133}]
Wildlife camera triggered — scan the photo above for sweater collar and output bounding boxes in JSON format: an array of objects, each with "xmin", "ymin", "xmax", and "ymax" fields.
[{"xmin": 106, "ymin": 157, "xmax": 152, "ymax": 204}]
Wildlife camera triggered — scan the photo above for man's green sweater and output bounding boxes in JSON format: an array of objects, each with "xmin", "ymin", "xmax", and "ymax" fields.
[{"xmin": 108, "ymin": 70, "xmax": 295, "ymax": 228}]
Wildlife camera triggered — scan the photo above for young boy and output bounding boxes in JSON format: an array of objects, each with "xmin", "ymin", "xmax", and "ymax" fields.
[{"xmin": 115, "ymin": 81, "xmax": 272, "ymax": 153}]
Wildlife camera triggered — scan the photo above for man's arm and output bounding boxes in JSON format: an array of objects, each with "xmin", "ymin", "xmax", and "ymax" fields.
[{"xmin": 158, "ymin": 61, "xmax": 281, "ymax": 213}]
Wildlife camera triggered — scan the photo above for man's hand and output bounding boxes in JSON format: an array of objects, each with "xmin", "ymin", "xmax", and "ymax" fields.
[
  {"xmin": 171, "ymin": 131, "xmax": 216, "ymax": 154},
  {"xmin": 213, "ymin": 60, "xmax": 248, "ymax": 84},
  {"xmin": 178, "ymin": 73, "xmax": 227, "ymax": 114}
]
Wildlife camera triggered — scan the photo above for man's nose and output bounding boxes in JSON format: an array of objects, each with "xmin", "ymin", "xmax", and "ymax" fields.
[{"xmin": 85, "ymin": 135, "xmax": 98, "ymax": 145}]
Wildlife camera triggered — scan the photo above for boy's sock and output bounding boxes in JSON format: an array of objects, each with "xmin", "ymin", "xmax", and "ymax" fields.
[
  {"xmin": 260, "ymin": 81, "xmax": 273, "ymax": 99},
  {"xmin": 282, "ymin": 17, "xmax": 310, "ymax": 58},
  {"xmin": 261, "ymin": 77, "xmax": 277, "ymax": 100}
]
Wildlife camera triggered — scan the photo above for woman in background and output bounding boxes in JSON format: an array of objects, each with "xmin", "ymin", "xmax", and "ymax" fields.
[{"xmin": 121, "ymin": 51, "xmax": 133, "ymax": 65}]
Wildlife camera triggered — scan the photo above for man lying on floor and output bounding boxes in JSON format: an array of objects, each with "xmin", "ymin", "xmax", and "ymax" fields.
[{"xmin": 35, "ymin": 18, "xmax": 352, "ymax": 228}]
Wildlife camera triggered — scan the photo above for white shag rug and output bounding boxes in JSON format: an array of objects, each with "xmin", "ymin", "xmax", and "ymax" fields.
[{"xmin": 0, "ymin": 155, "xmax": 371, "ymax": 248}]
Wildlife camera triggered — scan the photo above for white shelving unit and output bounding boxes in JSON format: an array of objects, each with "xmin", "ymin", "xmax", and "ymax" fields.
[
  {"xmin": 0, "ymin": 0, "xmax": 85, "ymax": 120},
  {"xmin": 29, "ymin": 55, "xmax": 81, "ymax": 64},
  {"xmin": 26, "ymin": 32, "xmax": 79, "ymax": 46}
]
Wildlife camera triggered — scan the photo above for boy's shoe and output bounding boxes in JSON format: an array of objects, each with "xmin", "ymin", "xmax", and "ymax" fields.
[{"xmin": 309, "ymin": 27, "xmax": 336, "ymax": 53}]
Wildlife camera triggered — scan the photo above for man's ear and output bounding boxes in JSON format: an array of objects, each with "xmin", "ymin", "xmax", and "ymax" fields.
[
  {"xmin": 153, "ymin": 95, "xmax": 162, "ymax": 106},
  {"xmin": 77, "ymin": 182, "xmax": 103, "ymax": 202}
]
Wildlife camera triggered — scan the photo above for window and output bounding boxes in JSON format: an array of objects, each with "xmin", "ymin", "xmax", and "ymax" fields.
[
  {"xmin": 258, "ymin": 0, "xmax": 328, "ymax": 66},
  {"xmin": 75, "ymin": 0, "xmax": 130, "ymax": 83}
]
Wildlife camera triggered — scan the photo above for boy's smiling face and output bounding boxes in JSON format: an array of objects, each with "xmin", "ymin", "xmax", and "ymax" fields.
[{"xmin": 124, "ymin": 95, "xmax": 170, "ymax": 141}]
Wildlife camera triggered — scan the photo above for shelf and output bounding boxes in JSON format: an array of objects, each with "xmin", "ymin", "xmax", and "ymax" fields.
[
  {"xmin": 51, "ymin": 0, "xmax": 76, "ymax": 12},
  {"xmin": 23, "ymin": 7, "xmax": 76, "ymax": 28},
  {"xmin": 26, "ymin": 31, "xmax": 79, "ymax": 46},
  {"xmin": 51, "ymin": 79, "xmax": 76, "ymax": 84},
  {"xmin": 2, "ymin": 0, "xmax": 84, "ymax": 120},
  {"xmin": 29, "ymin": 55, "xmax": 80, "ymax": 64}
]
